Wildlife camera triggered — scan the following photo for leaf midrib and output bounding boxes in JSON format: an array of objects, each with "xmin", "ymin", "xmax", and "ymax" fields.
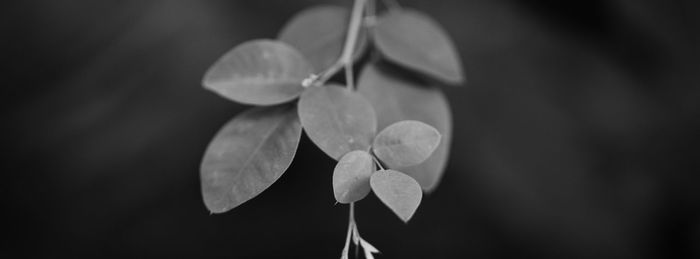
[{"xmin": 234, "ymin": 110, "xmax": 289, "ymax": 184}]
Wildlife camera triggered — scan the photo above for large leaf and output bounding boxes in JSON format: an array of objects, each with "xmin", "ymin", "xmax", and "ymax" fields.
[
  {"xmin": 298, "ymin": 85, "xmax": 377, "ymax": 159},
  {"xmin": 278, "ymin": 5, "xmax": 368, "ymax": 73},
  {"xmin": 200, "ymin": 104, "xmax": 302, "ymax": 213},
  {"xmin": 373, "ymin": 9, "xmax": 464, "ymax": 84},
  {"xmin": 370, "ymin": 170, "xmax": 422, "ymax": 222},
  {"xmin": 202, "ymin": 39, "xmax": 314, "ymax": 105},
  {"xmin": 373, "ymin": 120, "xmax": 441, "ymax": 168},
  {"xmin": 333, "ymin": 150, "xmax": 375, "ymax": 203},
  {"xmin": 357, "ymin": 65, "xmax": 452, "ymax": 191}
]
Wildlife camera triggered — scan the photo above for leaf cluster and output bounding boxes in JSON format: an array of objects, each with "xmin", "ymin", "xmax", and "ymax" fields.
[{"xmin": 199, "ymin": 1, "xmax": 463, "ymax": 254}]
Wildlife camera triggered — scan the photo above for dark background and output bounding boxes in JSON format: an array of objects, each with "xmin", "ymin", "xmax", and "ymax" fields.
[{"xmin": 3, "ymin": 0, "xmax": 699, "ymax": 258}]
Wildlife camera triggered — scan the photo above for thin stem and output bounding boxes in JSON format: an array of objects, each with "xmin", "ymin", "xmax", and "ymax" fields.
[
  {"xmin": 350, "ymin": 204, "xmax": 362, "ymax": 244},
  {"xmin": 350, "ymin": 202, "xmax": 356, "ymax": 223},
  {"xmin": 336, "ymin": 2, "xmax": 373, "ymax": 258},
  {"xmin": 371, "ymin": 154, "xmax": 386, "ymax": 171},
  {"xmin": 341, "ymin": 0, "xmax": 366, "ymax": 90},
  {"xmin": 341, "ymin": 203, "xmax": 358, "ymax": 259},
  {"xmin": 342, "ymin": 0, "xmax": 367, "ymax": 63},
  {"xmin": 311, "ymin": 0, "xmax": 367, "ymax": 88},
  {"xmin": 314, "ymin": 61, "xmax": 344, "ymax": 86},
  {"xmin": 341, "ymin": 219, "xmax": 353, "ymax": 259},
  {"xmin": 350, "ymin": 203, "xmax": 360, "ymax": 258}
]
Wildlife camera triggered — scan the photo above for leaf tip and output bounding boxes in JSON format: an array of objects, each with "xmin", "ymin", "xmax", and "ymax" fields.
[
  {"xmin": 370, "ymin": 170, "xmax": 423, "ymax": 223},
  {"xmin": 203, "ymin": 199, "xmax": 230, "ymax": 215}
]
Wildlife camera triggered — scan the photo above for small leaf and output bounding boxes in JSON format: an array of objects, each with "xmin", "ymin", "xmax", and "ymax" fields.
[
  {"xmin": 333, "ymin": 150, "xmax": 375, "ymax": 203},
  {"xmin": 200, "ymin": 104, "xmax": 302, "ymax": 213},
  {"xmin": 203, "ymin": 39, "xmax": 314, "ymax": 105},
  {"xmin": 370, "ymin": 170, "xmax": 422, "ymax": 222},
  {"xmin": 278, "ymin": 5, "xmax": 368, "ymax": 74},
  {"xmin": 373, "ymin": 120, "xmax": 441, "ymax": 168},
  {"xmin": 358, "ymin": 65, "xmax": 452, "ymax": 191},
  {"xmin": 374, "ymin": 9, "xmax": 464, "ymax": 84},
  {"xmin": 298, "ymin": 85, "xmax": 377, "ymax": 159}
]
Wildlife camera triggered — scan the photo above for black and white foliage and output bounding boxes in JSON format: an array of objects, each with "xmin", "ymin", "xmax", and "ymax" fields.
[{"xmin": 199, "ymin": 0, "xmax": 463, "ymax": 257}]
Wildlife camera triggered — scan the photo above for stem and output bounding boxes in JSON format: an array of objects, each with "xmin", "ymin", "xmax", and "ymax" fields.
[
  {"xmin": 371, "ymin": 154, "xmax": 386, "ymax": 171},
  {"xmin": 341, "ymin": 0, "xmax": 366, "ymax": 90},
  {"xmin": 350, "ymin": 203, "xmax": 360, "ymax": 257},
  {"xmin": 340, "ymin": 219, "xmax": 353, "ymax": 259},
  {"xmin": 350, "ymin": 202, "xmax": 356, "ymax": 224},
  {"xmin": 341, "ymin": 0, "xmax": 367, "ymax": 64},
  {"xmin": 345, "ymin": 63, "xmax": 355, "ymax": 90},
  {"xmin": 313, "ymin": 0, "xmax": 368, "ymax": 88},
  {"xmin": 336, "ymin": 2, "xmax": 374, "ymax": 258},
  {"xmin": 341, "ymin": 203, "xmax": 358, "ymax": 259}
]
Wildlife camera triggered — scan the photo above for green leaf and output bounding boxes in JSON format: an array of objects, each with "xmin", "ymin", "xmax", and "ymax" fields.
[
  {"xmin": 358, "ymin": 65, "xmax": 452, "ymax": 191},
  {"xmin": 298, "ymin": 85, "xmax": 377, "ymax": 160},
  {"xmin": 373, "ymin": 9, "xmax": 464, "ymax": 84},
  {"xmin": 333, "ymin": 150, "xmax": 375, "ymax": 203},
  {"xmin": 278, "ymin": 5, "xmax": 368, "ymax": 74},
  {"xmin": 373, "ymin": 120, "xmax": 441, "ymax": 168},
  {"xmin": 203, "ymin": 39, "xmax": 314, "ymax": 105},
  {"xmin": 200, "ymin": 104, "xmax": 302, "ymax": 213},
  {"xmin": 370, "ymin": 170, "xmax": 422, "ymax": 222}
]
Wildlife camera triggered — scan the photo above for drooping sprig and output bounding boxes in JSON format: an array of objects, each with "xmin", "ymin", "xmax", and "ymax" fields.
[{"xmin": 199, "ymin": 0, "xmax": 464, "ymax": 257}]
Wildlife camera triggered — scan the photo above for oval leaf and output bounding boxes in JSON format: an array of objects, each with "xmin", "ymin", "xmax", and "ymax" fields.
[
  {"xmin": 358, "ymin": 65, "xmax": 452, "ymax": 191},
  {"xmin": 278, "ymin": 5, "xmax": 368, "ymax": 73},
  {"xmin": 374, "ymin": 9, "xmax": 464, "ymax": 84},
  {"xmin": 200, "ymin": 104, "xmax": 302, "ymax": 213},
  {"xmin": 298, "ymin": 85, "xmax": 377, "ymax": 159},
  {"xmin": 203, "ymin": 39, "xmax": 314, "ymax": 105},
  {"xmin": 373, "ymin": 120, "xmax": 441, "ymax": 168},
  {"xmin": 370, "ymin": 170, "xmax": 422, "ymax": 222},
  {"xmin": 333, "ymin": 150, "xmax": 375, "ymax": 203}
]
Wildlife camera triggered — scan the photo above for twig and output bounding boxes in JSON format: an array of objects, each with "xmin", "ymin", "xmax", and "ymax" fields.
[{"xmin": 312, "ymin": 0, "xmax": 368, "ymax": 88}]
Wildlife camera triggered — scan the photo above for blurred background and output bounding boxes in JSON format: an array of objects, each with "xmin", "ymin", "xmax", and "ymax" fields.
[{"xmin": 2, "ymin": 0, "xmax": 699, "ymax": 258}]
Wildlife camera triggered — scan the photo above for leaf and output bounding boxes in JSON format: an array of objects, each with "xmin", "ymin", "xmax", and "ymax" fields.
[
  {"xmin": 298, "ymin": 85, "xmax": 377, "ymax": 159},
  {"xmin": 200, "ymin": 104, "xmax": 302, "ymax": 213},
  {"xmin": 358, "ymin": 65, "xmax": 452, "ymax": 191},
  {"xmin": 278, "ymin": 5, "xmax": 368, "ymax": 74},
  {"xmin": 373, "ymin": 9, "xmax": 464, "ymax": 84},
  {"xmin": 370, "ymin": 170, "xmax": 422, "ymax": 222},
  {"xmin": 333, "ymin": 150, "xmax": 375, "ymax": 203},
  {"xmin": 373, "ymin": 120, "xmax": 441, "ymax": 168},
  {"xmin": 202, "ymin": 39, "xmax": 314, "ymax": 105}
]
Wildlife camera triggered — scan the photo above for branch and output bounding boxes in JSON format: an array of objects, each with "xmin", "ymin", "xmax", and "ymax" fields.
[{"xmin": 311, "ymin": 0, "xmax": 368, "ymax": 87}]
